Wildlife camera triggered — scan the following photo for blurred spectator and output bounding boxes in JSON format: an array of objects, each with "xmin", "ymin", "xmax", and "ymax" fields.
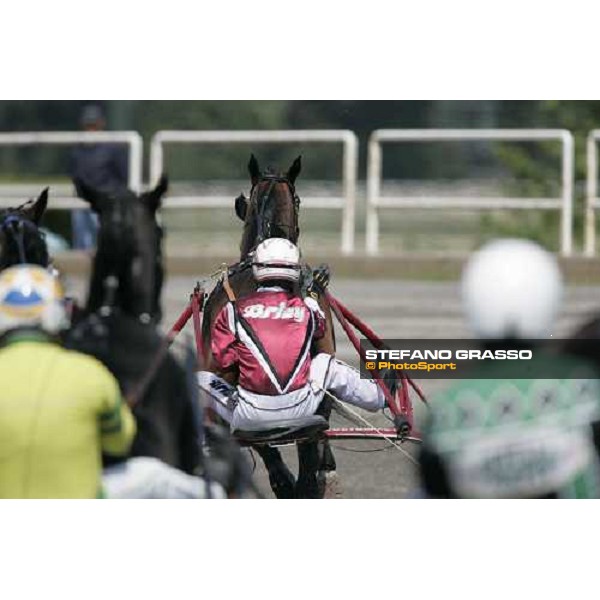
[{"xmin": 69, "ymin": 104, "xmax": 129, "ymax": 249}]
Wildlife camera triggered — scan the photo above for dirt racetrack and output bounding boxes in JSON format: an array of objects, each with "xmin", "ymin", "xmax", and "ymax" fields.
[{"xmin": 63, "ymin": 275, "xmax": 600, "ymax": 498}]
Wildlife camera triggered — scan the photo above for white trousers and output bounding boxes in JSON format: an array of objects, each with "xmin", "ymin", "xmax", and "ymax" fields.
[
  {"xmin": 102, "ymin": 457, "xmax": 226, "ymax": 499},
  {"xmin": 197, "ymin": 353, "xmax": 385, "ymax": 430}
]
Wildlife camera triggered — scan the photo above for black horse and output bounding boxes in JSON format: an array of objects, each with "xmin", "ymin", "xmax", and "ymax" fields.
[
  {"xmin": 76, "ymin": 179, "xmax": 165, "ymax": 323},
  {"xmin": 0, "ymin": 188, "xmax": 50, "ymax": 269},
  {"xmin": 65, "ymin": 177, "xmax": 201, "ymax": 474},
  {"xmin": 201, "ymin": 155, "xmax": 338, "ymax": 498}
]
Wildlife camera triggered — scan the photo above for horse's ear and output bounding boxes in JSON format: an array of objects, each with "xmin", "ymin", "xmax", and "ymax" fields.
[
  {"xmin": 287, "ymin": 155, "xmax": 302, "ymax": 184},
  {"xmin": 20, "ymin": 187, "xmax": 49, "ymax": 224},
  {"xmin": 73, "ymin": 178, "xmax": 109, "ymax": 213},
  {"xmin": 144, "ymin": 175, "xmax": 168, "ymax": 213},
  {"xmin": 235, "ymin": 193, "xmax": 248, "ymax": 221},
  {"xmin": 248, "ymin": 154, "xmax": 260, "ymax": 185}
]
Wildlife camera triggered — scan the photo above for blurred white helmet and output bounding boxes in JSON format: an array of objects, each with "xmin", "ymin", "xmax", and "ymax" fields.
[
  {"xmin": 461, "ymin": 239, "xmax": 562, "ymax": 339},
  {"xmin": 252, "ymin": 238, "xmax": 301, "ymax": 283},
  {"xmin": 0, "ymin": 265, "xmax": 68, "ymax": 335}
]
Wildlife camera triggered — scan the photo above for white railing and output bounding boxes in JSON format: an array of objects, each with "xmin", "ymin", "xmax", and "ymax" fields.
[
  {"xmin": 0, "ymin": 131, "xmax": 143, "ymax": 209},
  {"xmin": 366, "ymin": 129, "xmax": 575, "ymax": 256},
  {"xmin": 585, "ymin": 130, "xmax": 600, "ymax": 256},
  {"xmin": 149, "ymin": 130, "xmax": 359, "ymax": 254}
]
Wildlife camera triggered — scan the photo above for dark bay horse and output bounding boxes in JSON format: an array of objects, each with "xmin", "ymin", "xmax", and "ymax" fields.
[
  {"xmin": 65, "ymin": 177, "xmax": 201, "ymax": 474},
  {"xmin": 202, "ymin": 155, "xmax": 336, "ymax": 364},
  {"xmin": 0, "ymin": 188, "xmax": 50, "ymax": 269},
  {"xmin": 201, "ymin": 154, "xmax": 338, "ymax": 498}
]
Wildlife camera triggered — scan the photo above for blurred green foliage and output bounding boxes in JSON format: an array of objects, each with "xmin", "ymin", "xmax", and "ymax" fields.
[{"xmin": 480, "ymin": 101, "xmax": 600, "ymax": 251}]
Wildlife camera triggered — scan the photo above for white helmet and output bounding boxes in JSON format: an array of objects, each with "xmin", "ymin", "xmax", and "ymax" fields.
[
  {"xmin": 461, "ymin": 238, "xmax": 563, "ymax": 339},
  {"xmin": 252, "ymin": 238, "xmax": 301, "ymax": 283},
  {"xmin": 0, "ymin": 265, "xmax": 68, "ymax": 335}
]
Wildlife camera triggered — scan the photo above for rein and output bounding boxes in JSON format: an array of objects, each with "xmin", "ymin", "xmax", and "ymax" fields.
[
  {"xmin": 126, "ymin": 284, "xmax": 208, "ymax": 408},
  {"xmin": 324, "ymin": 291, "xmax": 427, "ymax": 438},
  {"xmin": 125, "ymin": 334, "xmax": 173, "ymax": 408},
  {"xmin": 330, "ymin": 295, "xmax": 428, "ymax": 406}
]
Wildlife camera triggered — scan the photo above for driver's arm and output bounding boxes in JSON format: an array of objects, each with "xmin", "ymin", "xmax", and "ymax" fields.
[
  {"xmin": 97, "ymin": 368, "xmax": 136, "ymax": 457},
  {"xmin": 305, "ymin": 296, "xmax": 326, "ymax": 341}
]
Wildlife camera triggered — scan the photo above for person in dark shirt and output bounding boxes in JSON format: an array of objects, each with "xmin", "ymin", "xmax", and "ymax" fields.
[{"xmin": 69, "ymin": 104, "xmax": 129, "ymax": 249}]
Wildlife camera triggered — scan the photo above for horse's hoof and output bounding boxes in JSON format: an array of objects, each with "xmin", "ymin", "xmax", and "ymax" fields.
[
  {"xmin": 268, "ymin": 467, "xmax": 296, "ymax": 499},
  {"xmin": 295, "ymin": 477, "xmax": 321, "ymax": 499}
]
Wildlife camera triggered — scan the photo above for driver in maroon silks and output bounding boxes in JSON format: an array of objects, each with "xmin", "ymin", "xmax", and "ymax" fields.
[{"xmin": 197, "ymin": 238, "xmax": 393, "ymax": 432}]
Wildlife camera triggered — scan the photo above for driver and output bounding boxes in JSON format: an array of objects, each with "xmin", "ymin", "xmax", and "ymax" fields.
[
  {"xmin": 418, "ymin": 239, "xmax": 600, "ymax": 499},
  {"xmin": 0, "ymin": 265, "xmax": 135, "ymax": 498},
  {"xmin": 0, "ymin": 265, "xmax": 230, "ymax": 499},
  {"xmin": 198, "ymin": 238, "xmax": 391, "ymax": 432}
]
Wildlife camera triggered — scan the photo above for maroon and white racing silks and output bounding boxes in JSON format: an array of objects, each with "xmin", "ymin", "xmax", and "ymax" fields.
[{"xmin": 211, "ymin": 286, "xmax": 326, "ymax": 396}]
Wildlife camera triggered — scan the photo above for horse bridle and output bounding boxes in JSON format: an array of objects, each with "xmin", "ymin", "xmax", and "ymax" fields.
[
  {"xmin": 250, "ymin": 175, "xmax": 300, "ymax": 245},
  {"xmin": 0, "ymin": 213, "xmax": 43, "ymax": 265}
]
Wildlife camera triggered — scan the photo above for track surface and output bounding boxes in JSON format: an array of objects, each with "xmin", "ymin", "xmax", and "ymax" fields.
[{"xmin": 65, "ymin": 276, "xmax": 600, "ymax": 498}]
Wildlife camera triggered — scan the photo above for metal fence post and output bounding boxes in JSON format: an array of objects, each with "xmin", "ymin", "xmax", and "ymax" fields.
[
  {"xmin": 149, "ymin": 130, "xmax": 358, "ymax": 254},
  {"xmin": 585, "ymin": 131, "xmax": 599, "ymax": 256},
  {"xmin": 365, "ymin": 129, "xmax": 573, "ymax": 256}
]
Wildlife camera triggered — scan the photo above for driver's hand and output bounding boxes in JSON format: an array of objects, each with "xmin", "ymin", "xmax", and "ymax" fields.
[{"xmin": 310, "ymin": 264, "xmax": 330, "ymax": 296}]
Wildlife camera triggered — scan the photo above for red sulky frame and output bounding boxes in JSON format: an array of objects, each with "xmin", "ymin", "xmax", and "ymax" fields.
[{"xmin": 168, "ymin": 283, "xmax": 427, "ymax": 445}]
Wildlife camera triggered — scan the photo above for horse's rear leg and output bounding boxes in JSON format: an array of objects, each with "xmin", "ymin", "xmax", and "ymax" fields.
[
  {"xmin": 316, "ymin": 439, "xmax": 342, "ymax": 498},
  {"xmin": 315, "ymin": 396, "xmax": 342, "ymax": 498},
  {"xmin": 318, "ymin": 438, "xmax": 336, "ymax": 471},
  {"xmin": 296, "ymin": 441, "xmax": 322, "ymax": 498},
  {"xmin": 255, "ymin": 445, "xmax": 296, "ymax": 499}
]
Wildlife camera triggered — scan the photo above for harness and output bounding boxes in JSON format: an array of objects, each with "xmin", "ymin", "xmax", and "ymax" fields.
[{"xmin": 222, "ymin": 263, "xmax": 238, "ymax": 304}]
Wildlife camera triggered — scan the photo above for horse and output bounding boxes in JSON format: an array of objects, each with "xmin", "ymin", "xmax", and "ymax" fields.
[
  {"xmin": 201, "ymin": 154, "xmax": 338, "ymax": 498},
  {"xmin": 75, "ymin": 179, "xmax": 165, "ymax": 324},
  {"xmin": 65, "ymin": 177, "xmax": 202, "ymax": 474},
  {"xmin": 0, "ymin": 188, "xmax": 50, "ymax": 269}
]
